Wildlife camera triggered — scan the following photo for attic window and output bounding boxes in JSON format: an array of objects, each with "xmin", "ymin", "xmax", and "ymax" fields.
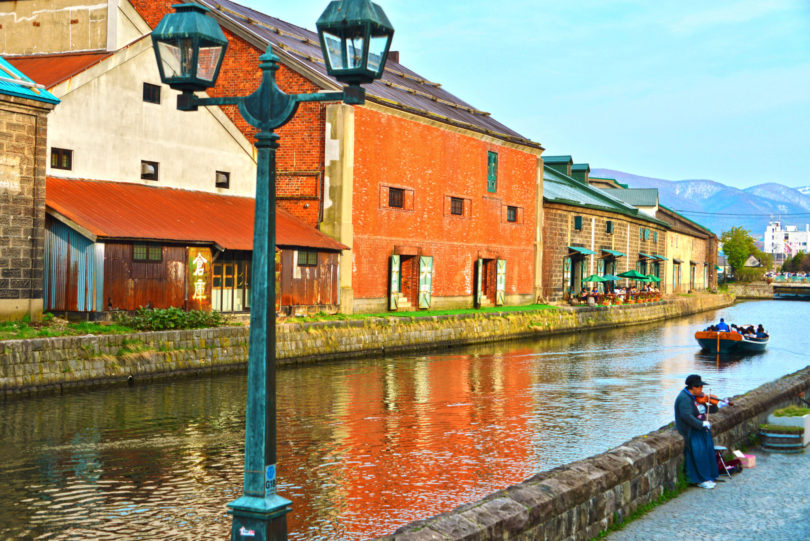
[
  {"xmin": 215, "ymin": 171, "xmax": 230, "ymax": 189},
  {"xmin": 50, "ymin": 148, "xmax": 72, "ymax": 170},
  {"xmin": 141, "ymin": 160, "xmax": 159, "ymax": 181}
]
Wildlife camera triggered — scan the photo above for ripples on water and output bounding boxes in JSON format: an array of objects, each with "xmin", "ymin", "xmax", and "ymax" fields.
[{"xmin": 1, "ymin": 300, "xmax": 808, "ymax": 539}]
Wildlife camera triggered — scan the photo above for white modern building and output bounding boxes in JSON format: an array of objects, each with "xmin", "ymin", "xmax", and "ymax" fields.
[{"xmin": 763, "ymin": 220, "xmax": 810, "ymax": 264}]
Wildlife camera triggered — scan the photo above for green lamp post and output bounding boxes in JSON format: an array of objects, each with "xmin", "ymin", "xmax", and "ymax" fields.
[{"xmin": 151, "ymin": 3, "xmax": 392, "ymax": 540}]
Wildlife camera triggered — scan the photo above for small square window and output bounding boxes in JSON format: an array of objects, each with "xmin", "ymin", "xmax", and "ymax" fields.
[
  {"xmin": 148, "ymin": 245, "xmax": 162, "ymax": 261},
  {"xmin": 50, "ymin": 148, "xmax": 72, "ymax": 170},
  {"xmin": 298, "ymin": 250, "xmax": 317, "ymax": 267},
  {"xmin": 215, "ymin": 171, "xmax": 230, "ymax": 189},
  {"xmin": 133, "ymin": 244, "xmax": 147, "ymax": 261},
  {"xmin": 507, "ymin": 206, "xmax": 517, "ymax": 222},
  {"xmin": 141, "ymin": 160, "xmax": 159, "ymax": 181},
  {"xmin": 574, "ymin": 216, "xmax": 583, "ymax": 230},
  {"xmin": 134, "ymin": 244, "xmax": 162, "ymax": 262},
  {"xmin": 389, "ymin": 187, "xmax": 404, "ymax": 208},
  {"xmin": 143, "ymin": 82, "xmax": 161, "ymax": 104},
  {"xmin": 606, "ymin": 220, "xmax": 614, "ymax": 234},
  {"xmin": 450, "ymin": 197, "xmax": 464, "ymax": 216}
]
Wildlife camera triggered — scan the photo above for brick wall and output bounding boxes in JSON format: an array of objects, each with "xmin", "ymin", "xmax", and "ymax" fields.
[
  {"xmin": 352, "ymin": 106, "xmax": 540, "ymax": 306},
  {"xmin": 543, "ymin": 204, "xmax": 668, "ymax": 301},
  {"xmin": 0, "ymin": 94, "xmax": 53, "ymax": 320}
]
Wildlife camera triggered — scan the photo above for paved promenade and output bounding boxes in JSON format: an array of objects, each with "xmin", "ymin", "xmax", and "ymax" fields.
[{"xmin": 608, "ymin": 449, "xmax": 810, "ymax": 540}]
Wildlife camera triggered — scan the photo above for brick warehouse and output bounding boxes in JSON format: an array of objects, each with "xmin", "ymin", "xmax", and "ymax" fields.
[
  {"xmin": 129, "ymin": 0, "xmax": 545, "ymax": 313},
  {"xmin": 0, "ymin": 58, "xmax": 59, "ymax": 321},
  {"xmin": 542, "ymin": 157, "xmax": 671, "ymax": 301}
]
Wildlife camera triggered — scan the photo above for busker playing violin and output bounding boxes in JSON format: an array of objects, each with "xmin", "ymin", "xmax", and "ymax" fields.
[{"xmin": 674, "ymin": 374, "xmax": 730, "ymax": 489}]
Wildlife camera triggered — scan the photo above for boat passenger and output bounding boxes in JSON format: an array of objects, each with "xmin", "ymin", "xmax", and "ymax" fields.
[
  {"xmin": 716, "ymin": 318, "xmax": 729, "ymax": 332},
  {"xmin": 756, "ymin": 324, "xmax": 769, "ymax": 339}
]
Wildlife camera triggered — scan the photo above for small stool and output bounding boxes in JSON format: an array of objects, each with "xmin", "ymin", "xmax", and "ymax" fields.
[{"xmin": 715, "ymin": 445, "xmax": 732, "ymax": 478}]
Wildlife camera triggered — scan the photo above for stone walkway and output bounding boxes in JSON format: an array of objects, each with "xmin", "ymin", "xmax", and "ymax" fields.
[{"xmin": 608, "ymin": 449, "xmax": 810, "ymax": 540}]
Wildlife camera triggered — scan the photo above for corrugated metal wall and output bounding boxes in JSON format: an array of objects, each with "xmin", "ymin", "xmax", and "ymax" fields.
[
  {"xmin": 104, "ymin": 243, "xmax": 186, "ymax": 310},
  {"xmin": 280, "ymin": 250, "xmax": 339, "ymax": 309},
  {"xmin": 44, "ymin": 217, "xmax": 104, "ymax": 312}
]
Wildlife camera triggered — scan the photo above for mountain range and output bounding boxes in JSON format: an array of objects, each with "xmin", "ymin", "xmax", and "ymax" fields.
[{"xmin": 591, "ymin": 169, "xmax": 810, "ymax": 240}]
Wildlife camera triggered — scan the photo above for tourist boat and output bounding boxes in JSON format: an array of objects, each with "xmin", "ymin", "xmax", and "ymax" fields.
[{"xmin": 695, "ymin": 330, "xmax": 769, "ymax": 354}]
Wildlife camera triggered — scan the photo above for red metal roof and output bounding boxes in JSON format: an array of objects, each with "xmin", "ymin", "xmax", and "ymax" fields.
[
  {"xmin": 46, "ymin": 177, "xmax": 347, "ymax": 252},
  {"xmin": 5, "ymin": 51, "xmax": 113, "ymax": 89}
]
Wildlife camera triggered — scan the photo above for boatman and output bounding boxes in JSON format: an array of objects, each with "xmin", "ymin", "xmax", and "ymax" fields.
[
  {"xmin": 674, "ymin": 374, "xmax": 719, "ymax": 489},
  {"xmin": 716, "ymin": 318, "xmax": 729, "ymax": 332}
]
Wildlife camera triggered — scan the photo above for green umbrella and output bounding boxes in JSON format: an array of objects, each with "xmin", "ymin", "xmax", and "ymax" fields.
[
  {"xmin": 582, "ymin": 274, "xmax": 605, "ymax": 282},
  {"xmin": 617, "ymin": 270, "xmax": 649, "ymax": 280},
  {"xmin": 601, "ymin": 274, "xmax": 621, "ymax": 281},
  {"xmin": 646, "ymin": 274, "xmax": 661, "ymax": 282}
]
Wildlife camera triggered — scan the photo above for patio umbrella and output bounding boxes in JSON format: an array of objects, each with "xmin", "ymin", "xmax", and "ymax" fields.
[
  {"xmin": 646, "ymin": 274, "xmax": 661, "ymax": 282},
  {"xmin": 617, "ymin": 270, "xmax": 649, "ymax": 280},
  {"xmin": 582, "ymin": 274, "xmax": 605, "ymax": 282},
  {"xmin": 601, "ymin": 274, "xmax": 621, "ymax": 281}
]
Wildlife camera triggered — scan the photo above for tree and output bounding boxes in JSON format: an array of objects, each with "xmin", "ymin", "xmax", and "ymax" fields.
[{"xmin": 720, "ymin": 226, "xmax": 757, "ymax": 271}]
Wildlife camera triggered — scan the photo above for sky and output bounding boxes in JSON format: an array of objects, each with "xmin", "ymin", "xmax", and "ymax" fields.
[{"xmin": 235, "ymin": 0, "xmax": 810, "ymax": 189}]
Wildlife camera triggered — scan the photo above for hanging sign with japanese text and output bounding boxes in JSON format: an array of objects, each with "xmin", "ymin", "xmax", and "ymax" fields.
[{"xmin": 187, "ymin": 247, "xmax": 212, "ymax": 311}]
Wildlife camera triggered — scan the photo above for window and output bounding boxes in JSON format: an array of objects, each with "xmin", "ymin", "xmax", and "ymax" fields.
[
  {"xmin": 450, "ymin": 197, "xmax": 464, "ymax": 216},
  {"xmin": 645, "ymin": 229, "xmax": 650, "ymax": 241},
  {"xmin": 574, "ymin": 216, "xmax": 583, "ymax": 230},
  {"xmin": 389, "ymin": 187, "xmax": 404, "ymax": 208},
  {"xmin": 487, "ymin": 151, "xmax": 498, "ymax": 193},
  {"xmin": 653, "ymin": 231, "xmax": 658, "ymax": 243},
  {"xmin": 50, "ymin": 148, "xmax": 72, "ymax": 170},
  {"xmin": 143, "ymin": 82, "xmax": 161, "ymax": 104},
  {"xmin": 507, "ymin": 205, "xmax": 517, "ymax": 222},
  {"xmin": 215, "ymin": 171, "xmax": 230, "ymax": 189},
  {"xmin": 297, "ymin": 250, "xmax": 317, "ymax": 267},
  {"xmin": 133, "ymin": 244, "xmax": 162, "ymax": 262},
  {"xmin": 141, "ymin": 160, "xmax": 159, "ymax": 181},
  {"xmin": 606, "ymin": 220, "xmax": 614, "ymax": 234}
]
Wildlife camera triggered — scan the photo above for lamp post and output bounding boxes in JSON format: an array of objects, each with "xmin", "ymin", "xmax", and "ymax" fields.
[{"xmin": 151, "ymin": 3, "xmax": 393, "ymax": 540}]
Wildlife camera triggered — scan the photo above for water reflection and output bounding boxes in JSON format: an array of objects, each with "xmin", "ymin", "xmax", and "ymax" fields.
[{"xmin": 0, "ymin": 300, "xmax": 807, "ymax": 539}]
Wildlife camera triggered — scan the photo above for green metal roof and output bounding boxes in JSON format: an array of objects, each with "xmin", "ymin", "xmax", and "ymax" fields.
[
  {"xmin": 601, "ymin": 188, "xmax": 659, "ymax": 207},
  {"xmin": 571, "ymin": 163, "xmax": 590, "ymax": 172},
  {"xmin": 0, "ymin": 57, "xmax": 59, "ymax": 104},
  {"xmin": 602, "ymin": 249, "xmax": 625, "ymax": 257},
  {"xmin": 639, "ymin": 252, "xmax": 656, "ymax": 259},
  {"xmin": 544, "ymin": 155, "xmax": 573, "ymax": 164},
  {"xmin": 569, "ymin": 246, "xmax": 597, "ymax": 255},
  {"xmin": 543, "ymin": 165, "xmax": 670, "ymax": 227},
  {"xmin": 654, "ymin": 255, "xmax": 669, "ymax": 261}
]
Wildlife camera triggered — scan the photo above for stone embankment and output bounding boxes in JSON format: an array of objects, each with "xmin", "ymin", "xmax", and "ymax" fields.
[
  {"xmin": 0, "ymin": 293, "xmax": 733, "ymax": 397},
  {"xmin": 728, "ymin": 282, "xmax": 773, "ymax": 299},
  {"xmin": 377, "ymin": 365, "xmax": 810, "ymax": 541}
]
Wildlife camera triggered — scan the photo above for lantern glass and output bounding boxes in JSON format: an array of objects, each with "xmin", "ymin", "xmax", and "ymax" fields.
[
  {"xmin": 321, "ymin": 31, "xmax": 345, "ymax": 70},
  {"xmin": 197, "ymin": 45, "xmax": 224, "ymax": 81},
  {"xmin": 366, "ymin": 34, "xmax": 391, "ymax": 74},
  {"xmin": 346, "ymin": 33, "xmax": 365, "ymax": 69}
]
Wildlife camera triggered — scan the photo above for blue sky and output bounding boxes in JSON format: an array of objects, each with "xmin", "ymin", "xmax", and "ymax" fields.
[{"xmin": 237, "ymin": 0, "xmax": 810, "ymax": 189}]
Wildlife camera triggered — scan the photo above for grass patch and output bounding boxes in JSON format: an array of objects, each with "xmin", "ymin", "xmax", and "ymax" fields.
[
  {"xmin": 592, "ymin": 467, "xmax": 687, "ymax": 539},
  {"xmin": 759, "ymin": 423, "xmax": 804, "ymax": 433},
  {"xmin": 0, "ymin": 315, "xmax": 135, "ymax": 341},
  {"xmin": 290, "ymin": 304, "xmax": 556, "ymax": 322},
  {"xmin": 773, "ymin": 405, "xmax": 810, "ymax": 417}
]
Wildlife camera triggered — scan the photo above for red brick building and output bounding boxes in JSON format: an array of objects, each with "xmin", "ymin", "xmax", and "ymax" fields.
[{"xmin": 130, "ymin": 0, "xmax": 545, "ymax": 313}]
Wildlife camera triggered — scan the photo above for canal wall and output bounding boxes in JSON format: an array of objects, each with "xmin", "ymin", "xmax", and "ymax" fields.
[
  {"xmin": 729, "ymin": 282, "xmax": 773, "ymax": 299},
  {"xmin": 378, "ymin": 365, "xmax": 810, "ymax": 541},
  {"xmin": 0, "ymin": 293, "xmax": 733, "ymax": 397}
]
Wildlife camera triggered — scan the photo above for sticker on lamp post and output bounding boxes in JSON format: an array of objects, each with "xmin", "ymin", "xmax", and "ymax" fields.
[{"xmin": 265, "ymin": 464, "xmax": 277, "ymax": 497}]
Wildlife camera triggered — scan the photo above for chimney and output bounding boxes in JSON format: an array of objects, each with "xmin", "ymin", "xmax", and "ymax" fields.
[{"xmin": 388, "ymin": 50, "xmax": 399, "ymax": 64}]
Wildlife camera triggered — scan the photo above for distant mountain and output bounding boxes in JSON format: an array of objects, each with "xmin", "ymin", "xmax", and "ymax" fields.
[{"xmin": 591, "ymin": 169, "xmax": 810, "ymax": 239}]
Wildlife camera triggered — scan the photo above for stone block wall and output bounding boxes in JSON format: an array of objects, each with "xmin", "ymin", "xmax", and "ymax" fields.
[
  {"xmin": 379, "ymin": 364, "xmax": 810, "ymax": 540},
  {"xmin": 0, "ymin": 94, "xmax": 55, "ymax": 321},
  {"xmin": 729, "ymin": 282, "xmax": 773, "ymax": 299},
  {"xmin": 0, "ymin": 293, "xmax": 733, "ymax": 396}
]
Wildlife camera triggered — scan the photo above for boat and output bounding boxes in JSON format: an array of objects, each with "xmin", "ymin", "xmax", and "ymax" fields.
[{"xmin": 695, "ymin": 330, "xmax": 769, "ymax": 354}]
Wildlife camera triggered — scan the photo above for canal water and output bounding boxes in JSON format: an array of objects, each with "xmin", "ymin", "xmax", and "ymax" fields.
[{"xmin": 1, "ymin": 300, "xmax": 808, "ymax": 540}]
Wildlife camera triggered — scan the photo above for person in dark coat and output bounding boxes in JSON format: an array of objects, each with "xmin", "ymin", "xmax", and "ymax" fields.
[{"xmin": 674, "ymin": 374, "xmax": 718, "ymax": 489}]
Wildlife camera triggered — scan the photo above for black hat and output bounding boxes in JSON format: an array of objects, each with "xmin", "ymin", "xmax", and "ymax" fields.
[{"xmin": 685, "ymin": 374, "xmax": 707, "ymax": 387}]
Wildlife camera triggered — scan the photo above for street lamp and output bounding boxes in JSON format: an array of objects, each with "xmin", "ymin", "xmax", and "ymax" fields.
[{"xmin": 151, "ymin": 2, "xmax": 393, "ymax": 540}]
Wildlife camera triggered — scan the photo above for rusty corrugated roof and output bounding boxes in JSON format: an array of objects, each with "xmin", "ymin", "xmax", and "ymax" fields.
[
  {"xmin": 5, "ymin": 51, "xmax": 113, "ymax": 89},
  {"xmin": 46, "ymin": 177, "xmax": 347, "ymax": 252},
  {"xmin": 199, "ymin": 0, "xmax": 542, "ymax": 149}
]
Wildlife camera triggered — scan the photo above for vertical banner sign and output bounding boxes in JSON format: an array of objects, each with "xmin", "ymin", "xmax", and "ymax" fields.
[
  {"xmin": 187, "ymin": 247, "xmax": 212, "ymax": 311},
  {"xmin": 389, "ymin": 254, "xmax": 400, "ymax": 310},
  {"xmin": 475, "ymin": 258, "xmax": 483, "ymax": 307},
  {"xmin": 418, "ymin": 256, "xmax": 433, "ymax": 309},
  {"xmin": 496, "ymin": 259, "xmax": 506, "ymax": 305},
  {"xmin": 563, "ymin": 257, "xmax": 571, "ymax": 298}
]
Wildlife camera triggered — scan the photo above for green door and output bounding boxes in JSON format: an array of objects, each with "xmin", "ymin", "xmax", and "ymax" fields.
[
  {"xmin": 475, "ymin": 258, "xmax": 484, "ymax": 307},
  {"xmin": 496, "ymin": 259, "xmax": 506, "ymax": 305},
  {"xmin": 389, "ymin": 254, "xmax": 400, "ymax": 310},
  {"xmin": 418, "ymin": 256, "xmax": 433, "ymax": 309}
]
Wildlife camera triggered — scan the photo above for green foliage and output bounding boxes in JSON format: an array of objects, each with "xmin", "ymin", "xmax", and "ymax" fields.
[
  {"xmin": 733, "ymin": 267, "xmax": 765, "ymax": 283},
  {"xmin": 781, "ymin": 252, "xmax": 810, "ymax": 273},
  {"xmin": 117, "ymin": 307, "xmax": 226, "ymax": 331},
  {"xmin": 720, "ymin": 226, "xmax": 757, "ymax": 271},
  {"xmin": 759, "ymin": 423, "xmax": 804, "ymax": 433},
  {"xmin": 291, "ymin": 304, "xmax": 555, "ymax": 322},
  {"xmin": 773, "ymin": 405, "xmax": 810, "ymax": 417}
]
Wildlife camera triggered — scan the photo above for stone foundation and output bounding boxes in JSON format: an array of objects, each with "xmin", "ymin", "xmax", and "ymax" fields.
[
  {"xmin": 0, "ymin": 293, "xmax": 733, "ymax": 397},
  {"xmin": 729, "ymin": 282, "xmax": 773, "ymax": 299}
]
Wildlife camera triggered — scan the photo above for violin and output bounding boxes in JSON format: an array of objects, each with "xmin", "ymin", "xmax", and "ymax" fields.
[{"xmin": 696, "ymin": 393, "xmax": 734, "ymax": 407}]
